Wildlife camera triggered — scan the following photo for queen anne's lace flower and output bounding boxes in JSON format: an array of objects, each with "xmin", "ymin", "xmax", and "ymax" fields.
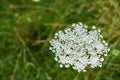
[{"xmin": 49, "ymin": 22, "xmax": 110, "ymax": 72}]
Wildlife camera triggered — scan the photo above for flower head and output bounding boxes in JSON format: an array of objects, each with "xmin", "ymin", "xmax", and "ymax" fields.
[{"xmin": 49, "ymin": 22, "xmax": 110, "ymax": 72}]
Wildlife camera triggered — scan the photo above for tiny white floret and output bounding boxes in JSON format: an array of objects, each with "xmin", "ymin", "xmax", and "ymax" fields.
[{"xmin": 92, "ymin": 26, "xmax": 96, "ymax": 29}]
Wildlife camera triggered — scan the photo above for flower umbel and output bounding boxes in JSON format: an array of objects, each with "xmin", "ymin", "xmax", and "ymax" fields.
[{"xmin": 49, "ymin": 22, "xmax": 110, "ymax": 72}]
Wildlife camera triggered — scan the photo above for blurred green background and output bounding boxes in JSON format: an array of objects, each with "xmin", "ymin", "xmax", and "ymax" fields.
[{"xmin": 0, "ymin": 0, "xmax": 120, "ymax": 80}]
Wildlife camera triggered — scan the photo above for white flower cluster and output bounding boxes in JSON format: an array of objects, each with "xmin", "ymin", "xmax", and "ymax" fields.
[{"xmin": 49, "ymin": 22, "xmax": 110, "ymax": 72}]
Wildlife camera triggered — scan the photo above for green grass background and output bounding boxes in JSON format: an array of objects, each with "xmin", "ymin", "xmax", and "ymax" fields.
[{"xmin": 0, "ymin": 0, "xmax": 120, "ymax": 80}]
